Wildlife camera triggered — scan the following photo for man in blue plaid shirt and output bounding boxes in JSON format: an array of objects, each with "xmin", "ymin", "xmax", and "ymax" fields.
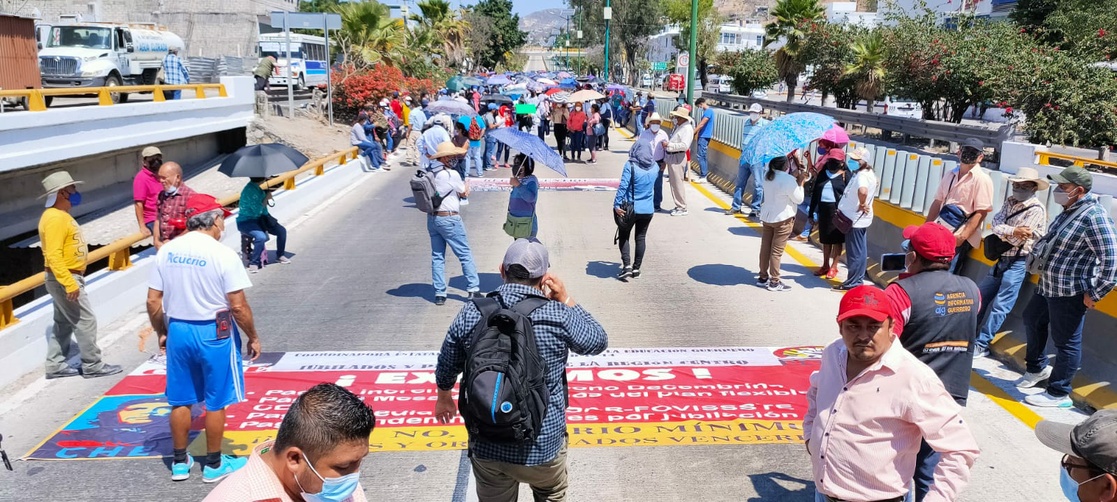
[
  {"xmin": 434, "ymin": 238, "xmax": 608, "ymax": 501},
  {"xmin": 161, "ymin": 47, "xmax": 189, "ymax": 100},
  {"xmin": 1018, "ymin": 166, "xmax": 1117, "ymax": 408}
]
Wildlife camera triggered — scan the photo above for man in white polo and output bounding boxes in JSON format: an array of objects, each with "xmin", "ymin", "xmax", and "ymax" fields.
[{"xmin": 146, "ymin": 193, "xmax": 262, "ymax": 484}]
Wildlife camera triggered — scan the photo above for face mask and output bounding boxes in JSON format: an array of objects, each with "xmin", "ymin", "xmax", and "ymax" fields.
[
  {"xmin": 649, "ymin": 124, "xmax": 661, "ymax": 133},
  {"xmin": 959, "ymin": 148, "xmax": 980, "ymax": 164},
  {"xmin": 297, "ymin": 456, "xmax": 361, "ymax": 502},
  {"xmin": 1011, "ymin": 187, "xmax": 1035, "ymax": 201},
  {"xmin": 1053, "ymin": 187, "xmax": 1076, "ymax": 206},
  {"xmin": 165, "ymin": 185, "xmax": 178, "ymax": 195},
  {"xmin": 750, "ymin": 112, "xmax": 760, "ymax": 121},
  {"xmin": 68, "ymin": 191, "xmax": 83, "ymax": 206},
  {"xmin": 817, "ymin": 146, "xmax": 828, "ymax": 156},
  {"xmin": 826, "ymin": 162, "xmax": 841, "ymax": 173},
  {"xmin": 575, "ymin": 107, "xmax": 582, "ymax": 112},
  {"xmin": 147, "ymin": 158, "xmax": 163, "ymax": 171}
]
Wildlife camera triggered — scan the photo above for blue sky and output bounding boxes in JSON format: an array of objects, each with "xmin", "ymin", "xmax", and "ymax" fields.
[{"xmin": 447, "ymin": 0, "xmax": 565, "ymax": 15}]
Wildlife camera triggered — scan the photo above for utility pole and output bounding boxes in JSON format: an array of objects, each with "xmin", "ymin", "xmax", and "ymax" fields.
[
  {"xmin": 603, "ymin": 0, "xmax": 611, "ymax": 81},
  {"xmin": 686, "ymin": 0, "xmax": 697, "ymax": 105}
]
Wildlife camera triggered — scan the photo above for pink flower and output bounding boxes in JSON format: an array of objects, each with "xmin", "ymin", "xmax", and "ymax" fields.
[{"xmin": 1101, "ymin": 29, "xmax": 1108, "ymax": 37}]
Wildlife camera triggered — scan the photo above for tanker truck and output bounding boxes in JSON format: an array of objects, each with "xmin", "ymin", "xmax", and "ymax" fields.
[{"xmin": 37, "ymin": 22, "xmax": 184, "ymax": 105}]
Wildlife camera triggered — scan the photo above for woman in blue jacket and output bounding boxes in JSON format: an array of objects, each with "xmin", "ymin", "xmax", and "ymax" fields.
[{"xmin": 613, "ymin": 140, "xmax": 659, "ymax": 279}]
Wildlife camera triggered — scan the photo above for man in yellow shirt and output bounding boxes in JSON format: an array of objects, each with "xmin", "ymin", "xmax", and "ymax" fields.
[{"xmin": 38, "ymin": 171, "xmax": 122, "ymax": 380}]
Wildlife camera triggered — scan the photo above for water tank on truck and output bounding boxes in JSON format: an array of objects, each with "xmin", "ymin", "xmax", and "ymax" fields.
[{"xmin": 37, "ymin": 23, "xmax": 184, "ymax": 106}]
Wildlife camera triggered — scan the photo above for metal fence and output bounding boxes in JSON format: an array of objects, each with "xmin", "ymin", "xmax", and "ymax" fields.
[{"xmin": 185, "ymin": 56, "xmax": 254, "ymax": 84}]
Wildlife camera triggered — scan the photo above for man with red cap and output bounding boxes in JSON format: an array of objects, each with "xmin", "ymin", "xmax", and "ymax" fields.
[
  {"xmin": 884, "ymin": 222, "xmax": 981, "ymax": 502},
  {"xmin": 806, "ymin": 285, "xmax": 980, "ymax": 502},
  {"xmin": 146, "ymin": 193, "xmax": 263, "ymax": 484}
]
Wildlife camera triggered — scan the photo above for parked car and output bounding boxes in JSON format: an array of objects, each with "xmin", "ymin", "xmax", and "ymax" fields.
[
  {"xmin": 883, "ymin": 96, "xmax": 923, "ymax": 119},
  {"xmin": 641, "ymin": 74, "xmax": 653, "ymax": 88},
  {"xmin": 655, "ymin": 75, "xmax": 666, "ymax": 89},
  {"xmin": 717, "ymin": 76, "xmax": 731, "ymax": 94},
  {"xmin": 751, "ymin": 90, "xmax": 768, "ymax": 100}
]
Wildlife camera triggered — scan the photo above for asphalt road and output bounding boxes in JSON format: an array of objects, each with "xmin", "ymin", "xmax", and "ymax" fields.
[{"xmin": 0, "ymin": 127, "xmax": 1083, "ymax": 500}]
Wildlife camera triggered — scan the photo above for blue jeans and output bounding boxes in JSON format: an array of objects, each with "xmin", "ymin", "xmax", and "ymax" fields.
[
  {"xmin": 384, "ymin": 133, "xmax": 394, "ymax": 152},
  {"xmin": 653, "ymin": 163, "xmax": 665, "ymax": 211},
  {"xmin": 635, "ymin": 114, "xmax": 645, "ymax": 136},
  {"xmin": 238, "ymin": 218, "xmax": 287, "ymax": 266},
  {"xmin": 570, "ymin": 131, "xmax": 586, "ymax": 158},
  {"xmin": 466, "ymin": 143, "xmax": 483, "ymax": 176},
  {"xmin": 731, "ymin": 160, "xmax": 764, "ymax": 213},
  {"xmin": 1023, "ymin": 292, "xmax": 1088, "ymax": 397},
  {"xmin": 168, "ymin": 90, "xmax": 181, "ymax": 100},
  {"xmin": 484, "ymin": 137, "xmax": 497, "ymax": 170},
  {"xmin": 696, "ymin": 138, "xmax": 710, "ymax": 177},
  {"xmin": 426, "ymin": 215, "xmax": 480, "ymax": 297},
  {"xmin": 976, "ymin": 257, "xmax": 1028, "ymax": 350},
  {"xmin": 842, "ymin": 227, "xmax": 868, "ymax": 287},
  {"xmin": 355, "ymin": 141, "xmax": 382, "ymax": 169},
  {"xmin": 914, "ymin": 439, "xmax": 940, "ymax": 502}
]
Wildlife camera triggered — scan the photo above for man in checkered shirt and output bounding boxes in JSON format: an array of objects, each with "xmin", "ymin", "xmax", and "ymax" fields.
[
  {"xmin": 1018, "ymin": 166, "xmax": 1117, "ymax": 408},
  {"xmin": 434, "ymin": 238, "xmax": 608, "ymax": 501},
  {"xmin": 161, "ymin": 46, "xmax": 189, "ymax": 100}
]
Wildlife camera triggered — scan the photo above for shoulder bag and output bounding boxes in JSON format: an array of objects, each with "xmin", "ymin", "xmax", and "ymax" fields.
[
  {"xmin": 982, "ymin": 204, "xmax": 1040, "ymax": 261},
  {"xmin": 503, "ymin": 180, "xmax": 536, "ymax": 239},
  {"xmin": 613, "ymin": 164, "xmax": 637, "ymax": 244},
  {"xmin": 832, "ymin": 172, "xmax": 860, "ymax": 234},
  {"xmin": 1027, "ymin": 202, "xmax": 1089, "ymax": 275}
]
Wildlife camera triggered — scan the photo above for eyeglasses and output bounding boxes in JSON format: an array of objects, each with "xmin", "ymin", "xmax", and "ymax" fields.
[
  {"xmin": 1062, "ymin": 454, "xmax": 1108, "ymax": 479},
  {"xmin": 1011, "ymin": 182, "xmax": 1037, "ymax": 190}
]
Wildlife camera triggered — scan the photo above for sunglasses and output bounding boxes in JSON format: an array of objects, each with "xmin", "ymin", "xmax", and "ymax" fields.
[{"xmin": 1062, "ymin": 454, "xmax": 1108, "ymax": 477}]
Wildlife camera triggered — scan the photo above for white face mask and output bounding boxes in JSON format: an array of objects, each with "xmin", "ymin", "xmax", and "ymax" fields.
[
  {"xmin": 750, "ymin": 112, "xmax": 761, "ymax": 121},
  {"xmin": 649, "ymin": 124, "xmax": 661, "ymax": 133},
  {"xmin": 164, "ymin": 184, "xmax": 178, "ymax": 195}
]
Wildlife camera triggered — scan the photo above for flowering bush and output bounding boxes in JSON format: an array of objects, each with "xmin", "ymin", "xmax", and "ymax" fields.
[{"xmin": 332, "ymin": 64, "xmax": 439, "ymax": 121}]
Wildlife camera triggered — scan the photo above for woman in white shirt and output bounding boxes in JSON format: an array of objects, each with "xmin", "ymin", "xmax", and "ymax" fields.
[
  {"xmin": 758, "ymin": 156, "xmax": 809, "ymax": 291},
  {"xmin": 834, "ymin": 147, "xmax": 878, "ymax": 291}
]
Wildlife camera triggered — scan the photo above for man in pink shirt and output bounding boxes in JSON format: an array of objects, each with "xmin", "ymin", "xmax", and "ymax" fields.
[
  {"xmin": 204, "ymin": 383, "xmax": 373, "ymax": 502},
  {"xmin": 134, "ymin": 145, "xmax": 165, "ymax": 237},
  {"xmin": 925, "ymin": 137, "xmax": 994, "ymax": 275},
  {"xmin": 805, "ymin": 285, "xmax": 980, "ymax": 502}
]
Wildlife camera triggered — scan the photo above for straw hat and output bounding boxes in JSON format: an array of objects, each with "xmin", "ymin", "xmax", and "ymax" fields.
[
  {"xmin": 669, "ymin": 106, "xmax": 692, "ymax": 121},
  {"xmin": 40, "ymin": 171, "xmax": 83, "ymax": 198},
  {"xmin": 1008, "ymin": 166, "xmax": 1050, "ymax": 191},
  {"xmin": 429, "ymin": 141, "xmax": 467, "ymax": 160},
  {"xmin": 644, "ymin": 112, "xmax": 663, "ymax": 126}
]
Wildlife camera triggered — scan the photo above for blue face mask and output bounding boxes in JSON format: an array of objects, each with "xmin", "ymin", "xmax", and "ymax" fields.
[
  {"xmin": 1060, "ymin": 464, "xmax": 1105, "ymax": 502},
  {"xmin": 817, "ymin": 146, "xmax": 828, "ymax": 156},
  {"xmin": 68, "ymin": 191, "xmax": 83, "ymax": 207},
  {"xmin": 298, "ymin": 456, "xmax": 361, "ymax": 502}
]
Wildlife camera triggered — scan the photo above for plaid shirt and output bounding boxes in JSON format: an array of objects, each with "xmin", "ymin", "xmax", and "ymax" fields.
[
  {"xmin": 156, "ymin": 184, "xmax": 196, "ymax": 242},
  {"xmin": 1037, "ymin": 194, "xmax": 1117, "ymax": 301},
  {"xmin": 990, "ymin": 196, "xmax": 1047, "ymax": 258},
  {"xmin": 162, "ymin": 53, "xmax": 189, "ymax": 85},
  {"xmin": 435, "ymin": 283, "xmax": 608, "ymax": 466}
]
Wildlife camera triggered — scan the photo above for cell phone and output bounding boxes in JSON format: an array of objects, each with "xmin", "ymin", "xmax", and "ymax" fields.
[
  {"xmin": 880, "ymin": 253, "xmax": 907, "ymax": 272},
  {"xmin": 216, "ymin": 310, "xmax": 233, "ymax": 340}
]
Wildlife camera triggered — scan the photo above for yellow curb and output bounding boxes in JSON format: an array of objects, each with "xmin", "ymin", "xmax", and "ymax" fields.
[{"xmin": 991, "ymin": 332, "xmax": 1117, "ymax": 411}]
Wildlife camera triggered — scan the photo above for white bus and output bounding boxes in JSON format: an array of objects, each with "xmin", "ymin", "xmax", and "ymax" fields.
[{"xmin": 257, "ymin": 33, "xmax": 328, "ymax": 90}]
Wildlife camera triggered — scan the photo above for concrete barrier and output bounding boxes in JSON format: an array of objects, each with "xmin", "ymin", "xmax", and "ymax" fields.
[{"xmin": 0, "ymin": 154, "xmax": 366, "ymax": 390}]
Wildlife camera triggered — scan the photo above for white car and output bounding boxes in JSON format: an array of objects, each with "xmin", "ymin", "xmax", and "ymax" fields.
[
  {"xmin": 751, "ymin": 90, "xmax": 768, "ymax": 100},
  {"xmin": 883, "ymin": 96, "xmax": 923, "ymax": 119},
  {"xmin": 641, "ymin": 74, "xmax": 653, "ymax": 88},
  {"xmin": 717, "ymin": 76, "xmax": 731, "ymax": 94}
]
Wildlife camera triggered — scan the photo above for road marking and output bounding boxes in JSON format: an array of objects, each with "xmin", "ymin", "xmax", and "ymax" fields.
[{"xmin": 689, "ymin": 171, "xmax": 1049, "ymax": 430}]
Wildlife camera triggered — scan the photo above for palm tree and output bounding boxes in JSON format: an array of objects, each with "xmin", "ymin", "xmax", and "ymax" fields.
[
  {"xmin": 411, "ymin": 0, "xmax": 469, "ymax": 67},
  {"xmin": 844, "ymin": 30, "xmax": 886, "ymax": 112},
  {"xmin": 333, "ymin": 1, "xmax": 406, "ymax": 68},
  {"xmin": 764, "ymin": 0, "xmax": 825, "ymax": 102}
]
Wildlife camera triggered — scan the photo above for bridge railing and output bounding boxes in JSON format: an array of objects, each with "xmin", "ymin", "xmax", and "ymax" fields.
[
  {"xmin": 0, "ymin": 83, "xmax": 228, "ymax": 112},
  {"xmin": 0, "ymin": 146, "xmax": 359, "ymax": 330}
]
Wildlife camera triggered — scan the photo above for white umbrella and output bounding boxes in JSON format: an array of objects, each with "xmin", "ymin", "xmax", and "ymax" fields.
[
  {"xmin": 550, "ymin": 92, "xmax": 570, "ymax": 104},
  {"xmin": 568, "ymin": 89, "xmax": 606, "ymax": 102}
]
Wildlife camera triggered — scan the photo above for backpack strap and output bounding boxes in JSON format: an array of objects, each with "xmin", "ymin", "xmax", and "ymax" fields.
[
  {"xmin": 510, "ymin": 295, "xmax": 549, "ymax": 318},
  {"xmin": 469, "ymin": 297, "xmax": 503, "ymax": 342}
]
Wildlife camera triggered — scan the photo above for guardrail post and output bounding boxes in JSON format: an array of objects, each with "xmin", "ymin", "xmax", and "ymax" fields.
[
  {"xmin": 315, "ymin": 163, "xmax": 325, "ymax": 176},
  {"xmin": 217, "ymin": 85, "xmax": 228, "ymax": 98},
  {"xmin": 28, "ymin": 91, "xmax": 47, "ymax": 111},
  {"xmin": 0, "ymin": 296, "xmax": 15, "ymax": 329},
  {"xmin": 284, "ymin": 177, "xmax": 296, "ymax": 190},
  {"xmin": 153, "ymin": 87, "xmax": 166, "ymax": 102},
  {"xmin": 196, "ymin": 86, "xmax": 207, "ymax": 99},
  {"xmin": 98, "ymin": 88, "xmax": 114, "ymax": 106},
  {"xmin": 108, "ymin": 249, "xmax": 132, "ymax": 271}
]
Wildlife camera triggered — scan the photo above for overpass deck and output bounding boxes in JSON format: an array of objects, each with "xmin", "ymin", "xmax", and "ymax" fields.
[{"xmin": 0, "ymin": 127, "xmax": 1079, "ymax": 500}]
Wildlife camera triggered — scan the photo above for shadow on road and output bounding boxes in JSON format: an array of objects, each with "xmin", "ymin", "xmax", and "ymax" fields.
[
  {"xmin": 746, "ymin": 471, "xmax": 815, "ymax": 501},
  {"xmin": 585, "ymin": 260, "xmax": 622, "ymax": 279},
  {"xmin": 687, "ymin": 264, "xmax": 750, "ymax": 286},
  {"xmin": 450, "ymin": 272, "xmax": 503, "ymax": 293}
]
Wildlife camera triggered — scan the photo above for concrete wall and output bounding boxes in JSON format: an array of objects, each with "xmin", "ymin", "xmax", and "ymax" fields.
[{"xmin": 0, "ymin": 153, "xmax": 364, "ymax": 390}]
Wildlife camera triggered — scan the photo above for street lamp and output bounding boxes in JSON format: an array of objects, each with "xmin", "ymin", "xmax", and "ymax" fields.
[{"xmin": 603, "ymin": 1, "xmax": 612, "ymax": 81}]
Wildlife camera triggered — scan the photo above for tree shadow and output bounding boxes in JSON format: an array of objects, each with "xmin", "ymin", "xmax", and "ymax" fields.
[
  {"xmin": 586, "ymin": 260, "xmax": 622, "ymax": 279},
  {"xmin": 687, "ymin": 264, "xmax": 751, "ymax": 286},
  {"xmin": 745, "ymin": 472, "xmax": 815, "ymax": 502}
]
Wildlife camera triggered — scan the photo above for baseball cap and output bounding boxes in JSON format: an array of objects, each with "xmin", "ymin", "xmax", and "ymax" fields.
[
  {"xmin": 748, "ymin": 103, "xmax": 763, "ymax": 113},
  {"xmin": 962, "ymin": 138, "xmax": 984, "ymax": 151},
  {"xmin": 1036, "ymin": 409, "xmax": 1117, "ymax": 475},
  {"xmin": 1048, "ymin": 166, "xmax": 1093, "ymax": 192},
  {"xmin": 183, "ymin": 193, "xmax": 232, "ymax": 219},
  {"xmin": 848, "ymin": 147, "xmax": 871, "ymax": 163},
  {"xmin": 141, "ymin": 146, "xmax": 162, "ymax": 158},
  {"xmin": 502, "ymin": 238, "xmax": 550, "ymax": 279},
  {"xmin": 902, "ymin": 222, "xmax": 956, "ymax": 263},
  {"xmin": 837, "ymin": 285, "xmax": 892, "ymax": 323}
]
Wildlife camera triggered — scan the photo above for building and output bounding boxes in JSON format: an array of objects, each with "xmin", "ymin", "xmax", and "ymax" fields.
[
  {"xmin": 827, "ymin": 2, "xmax": 879, "ymax": 27},
  {"xmin": 647, "ymin": 21, "xmax": 767, "ymax": 71},
  {"xmin": 13, "ymin": 0, "xmax": 296, "ymax": 58}
]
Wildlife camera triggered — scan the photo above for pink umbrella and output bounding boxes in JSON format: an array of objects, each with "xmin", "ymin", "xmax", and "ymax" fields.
[{"xmin": 820, "ymin": 125, "xmax": 850, "ymax": 145}]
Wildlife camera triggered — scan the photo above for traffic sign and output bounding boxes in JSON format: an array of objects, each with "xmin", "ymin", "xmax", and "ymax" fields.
[
  {"xmin": 676, "ymin": 51, "xmax": 690, "ymax": 71},
  {"xmin": 652, "ymin": 62, "xmax": 667, "ymax": 72}
]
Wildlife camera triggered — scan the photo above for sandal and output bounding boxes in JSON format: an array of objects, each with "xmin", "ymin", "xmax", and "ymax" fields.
[
  {"xmin": 826, "ymin": 267, "xmax": 839, "ymax": 280},
  {"xmin": 813, "ymin": 267, "xmax": 829, "ymax": 276}
]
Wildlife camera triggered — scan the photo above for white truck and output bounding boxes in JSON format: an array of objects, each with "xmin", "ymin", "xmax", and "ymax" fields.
[{"xmin": 37, "ymin": 22, "xmax": 184, "ymax": 105}]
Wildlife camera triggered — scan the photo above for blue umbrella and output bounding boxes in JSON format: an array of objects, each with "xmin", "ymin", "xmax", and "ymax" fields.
[
  {"xmin": 559, "ymin": 78, "xmax": 577, "ymax": 89},
  {"xmin": 489, "ymin": 128, "xmax": 567, "ymax": 177},
  {"xmin": 424, "ymin": 97, "xmax": 477, "ymax": 117},
  {"xmin": 487, "ymin": 74, "xmax": 511, "ymax": 86},
  {"xmin": 742, "ymin": 112, "xmax": 837, "ymax": 168}
]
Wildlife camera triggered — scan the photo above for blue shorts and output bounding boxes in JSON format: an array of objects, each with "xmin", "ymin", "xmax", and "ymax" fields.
[{"xmin": 165, "ymin": 318, "xmax": 245, "ymax": 411}]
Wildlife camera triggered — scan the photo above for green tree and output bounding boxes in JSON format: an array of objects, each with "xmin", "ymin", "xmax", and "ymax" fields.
[
  {"xmin": 664, "ymin": 0, "xmax": 722, "ymax": 89},
  {"xmin": 568, "ymin": 0, "xmax": 665, "ymax": 84},
  {"xmin": 844, "ymin": 30, "xmax": 886, "ymax": 112},
  {"xmin": 1043, "ymin": 0, "xmax": 1117, "ymax": 61},
  {"xmin": 764, "ymin": 0, "xmax": 825, "ymax": 102},
  {"xmin": 411, "ymin": 0, "xmax": 470, "ymax": 68},
  {"xmin": 299, "ymin": 0, "xmax": 342, "ymax": 13},
  {"xmin": 716, "ymin": 49, "xmax": 779, "ymax": 95},
  {"xmin": 332, "ymin": 1, "xmax": 406, "ymax": 69},
  {"xmin": 468, "ymin": 0, "xmax": 527, "ymax": 70},
  {"xmin": 799, "ymin": 21, "xmax": 858, "ymax": 108},
  {"xmin": 1009, "ymin": 0, "xmax": 1062, "ymax": 45}
]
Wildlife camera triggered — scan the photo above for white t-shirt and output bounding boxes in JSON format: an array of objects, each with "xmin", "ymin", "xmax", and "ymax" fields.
[
  {"xmin": 837, "ymin": 170, "xmax": 878, "ymax": 229},
  {"xmin": 760, "ymin": 170, "xmax": 805, "ymax": 224},
  {"xmin": 430, "ymin": 167, "xmax": 465, "ymax": 213},
  {"xmin": 149, "ymin": 232, "xmax": 253, "ymax": 321}
]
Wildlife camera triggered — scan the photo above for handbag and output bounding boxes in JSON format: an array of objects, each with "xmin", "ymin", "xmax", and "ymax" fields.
[
  {"xmin": 833, "ymin": 210, "xmax": 859, "ymax": 234},
  {"xmin": 982, "ymin": 205, "xmax": 1039, "ymax": 261},
  {"xmin": 593, "ymin": 123, "xmax": 606, "ymax": 136},
  {"xmin": 1027, "ymin": 202, "xmax": 1089, "ymax": 275},
  {"xmin": 503, "ymin": 214, "xmax": 535, "ymax": 239},
  {"xmin": 613, "ymin": 164, "xmax": 637, "ymax": 244}
]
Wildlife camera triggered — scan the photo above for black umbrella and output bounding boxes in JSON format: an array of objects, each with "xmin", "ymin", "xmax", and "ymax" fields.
[
  {"xmin": 481, "ymin": 94, "xmax": 513, "ymax": 104},
  {"xmin": 218, "ymin": 143, "xmax": 309, "ymax": 179}
]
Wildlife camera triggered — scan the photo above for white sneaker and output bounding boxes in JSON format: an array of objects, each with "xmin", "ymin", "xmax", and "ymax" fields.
[
  {"xmin": 277, "ymin": 256, "xmax": 291, "ymax": 265},
  {"xmin": 1015, "ymin": 366, "xmax": 1053, "ymax": 388},
  {"xmin": 247, "ymin": 264, "xmax": 260, "ymax": 274},
  {"xmin": 972, "ymin": 347, "xmax": 989, "ymax": 359},
  {"xmin": 670, "ymin": 209, "xmax": 688, "ymax": 216},
  {"xmin": 1024, "ymin": 391, "xmax": 1073, "ymax": 408},
  {"xmin": 459, "ymin": 198, "xmax": 469, "ymax": 206}
]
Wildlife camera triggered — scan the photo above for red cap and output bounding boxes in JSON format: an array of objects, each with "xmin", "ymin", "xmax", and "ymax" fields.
[
  {"xmin": 183, "ymin": 194, "xmax": 232, "ymax": 219},
  {"xmin": 825, "ymin": 148, "xmax": 846, "ymax": 161},
  {"xmin": 837, "ymin": 285, "xmax": 892, "ymax": 323},
  {"xmin": 902, "ymin": 222, "xmax": 956, "ymax": 263}
]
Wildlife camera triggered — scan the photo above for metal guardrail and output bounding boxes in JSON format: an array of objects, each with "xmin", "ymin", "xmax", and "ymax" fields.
[
  {"xmin": 706, "ymin": 93, "xmax": 1015, "ymax": 152},
  {"xmin": 0, "ymin": 146, "xmax": 359, "ymax": 329},
  {"xmin": 0, "ymin": 83, "xmax": 228, "ymax": 111},
  {"xmin": 1038, "ymin": 151, "xmax": 1117, "ymax": 171}
]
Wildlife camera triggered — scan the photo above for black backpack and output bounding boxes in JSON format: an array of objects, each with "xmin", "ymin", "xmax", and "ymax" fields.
[{"xmin": 459, "ymin": 295, "xmax": 549, "ymax": 444}]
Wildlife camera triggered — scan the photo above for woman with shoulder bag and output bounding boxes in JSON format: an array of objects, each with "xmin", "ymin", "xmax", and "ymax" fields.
[
  {"xmin": 973, "ymin": 167, "xmax": 1048, "ymax": 358},
  {"xmin": 809, "ymin": 149, "xmax": 851, "ymax": 280},
  {"xmin": 613, "ymin": 140, "xmax": 659, "ymax": 279},
  {"xmin": 834, "ymin": 148, "xmax": 878, "ymax": 291},
  {"xmin": 504, "ymin": 154, "xmax": 539, "ymax": 239},
  {"xmin": 587, "ymin": 104, "xmax": 602, "ymax": 164}
]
